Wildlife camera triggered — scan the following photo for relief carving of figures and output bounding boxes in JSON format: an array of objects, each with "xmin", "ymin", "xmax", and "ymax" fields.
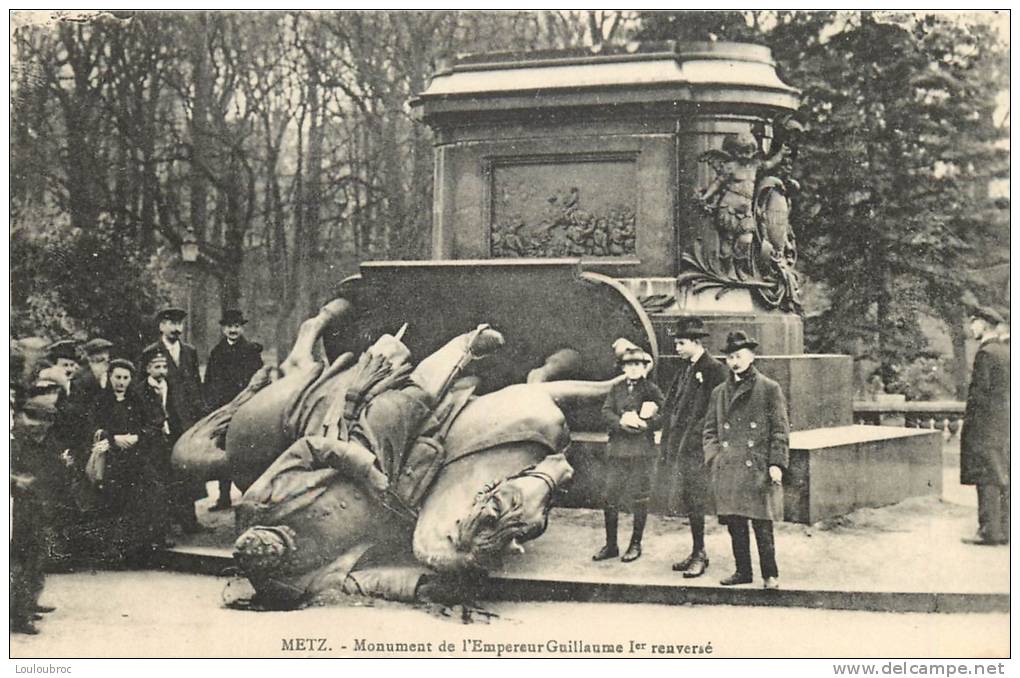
[
  {"xmin": 491, "ymin": 186, "xmax": 636, "ymax": 258},
  {"xmin": 679, "ymin": 116, "xmax": 804, "ymax": 314}
]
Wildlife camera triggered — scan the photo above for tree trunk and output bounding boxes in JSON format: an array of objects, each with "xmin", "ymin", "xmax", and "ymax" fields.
[{"xmin": 188, "ymin": 12, "xmax": 212, "ymax": 352}]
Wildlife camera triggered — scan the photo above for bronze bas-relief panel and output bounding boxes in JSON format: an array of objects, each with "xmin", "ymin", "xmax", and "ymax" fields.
[{"xmin": 486, "ymin": 153, "xmax": 638, "ymax": 258}]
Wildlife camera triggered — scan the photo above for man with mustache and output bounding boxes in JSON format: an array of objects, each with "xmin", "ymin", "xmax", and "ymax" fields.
[
  {"xmin": 140, "ymin": 308, "xmax": 206, "ymax": 533},
  {"xmin": 203, "ymin": 309, "xmax": 263, "ymax": 511},
  {"xmin": 703, "ymin": 331, "xmax": 789, "ymax": 590}
]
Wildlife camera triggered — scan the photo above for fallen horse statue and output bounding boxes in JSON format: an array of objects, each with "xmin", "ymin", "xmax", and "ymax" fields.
[{"xmin": 172, "ymin": 299, "xmax": 620, "ymax": 608}]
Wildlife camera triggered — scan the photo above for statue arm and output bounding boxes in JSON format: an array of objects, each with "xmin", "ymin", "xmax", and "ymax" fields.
[
  {"xmin": 535, "ymin": 375, "xmax": 625, "ymax": 410},
  {"xmin": 301, "ymin": 436, "xmax": 389, "ymax": 494}
]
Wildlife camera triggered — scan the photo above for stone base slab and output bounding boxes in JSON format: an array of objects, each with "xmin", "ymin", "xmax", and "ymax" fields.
[{"xmin": 563, "ymin": 425, "xmax": 942, "ymax": 524}]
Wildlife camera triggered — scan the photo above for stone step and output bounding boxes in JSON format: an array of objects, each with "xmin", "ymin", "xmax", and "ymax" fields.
[{"xmin": 151, "ymin": 544, "xmax": 1006, "ymax": 615}]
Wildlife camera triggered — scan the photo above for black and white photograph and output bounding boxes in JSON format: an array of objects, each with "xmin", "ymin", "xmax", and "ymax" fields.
[{"xmin": 7, "ymin": 8, "xmax": 1011, "ymax": 667}]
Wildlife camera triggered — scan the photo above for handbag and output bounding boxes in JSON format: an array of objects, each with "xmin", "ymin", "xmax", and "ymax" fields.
[{"xmin": 85, "ymin": 429, "xmax": 108, "ymax": 485}]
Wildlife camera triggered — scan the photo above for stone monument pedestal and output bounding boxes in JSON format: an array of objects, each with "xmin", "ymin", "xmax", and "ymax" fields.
[{"xmin": 400, "ymin": 41, "xmax": 944, "ymax": 522}]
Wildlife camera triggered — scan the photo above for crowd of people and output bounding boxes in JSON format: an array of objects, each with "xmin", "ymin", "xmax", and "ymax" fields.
[
  {"xmin": 10, "ymin": 303, "xmax": 1008, "ymax": 633},
  {"xmin": 10, "ymin": 307, "xmax": 263, "ymax": 634}
]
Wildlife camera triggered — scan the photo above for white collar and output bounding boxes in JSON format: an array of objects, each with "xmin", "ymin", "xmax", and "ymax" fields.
[{"xmin": 687, "ymin": 346, "xmax": 706, "ymax": 364}]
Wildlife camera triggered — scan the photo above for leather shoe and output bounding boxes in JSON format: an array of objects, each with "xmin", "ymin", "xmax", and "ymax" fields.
[
  {"xmin": 763, "ymin": 577, "xmax": 780, "ymax": 590},
  {"xmin": 209, "ymin": 501, "xmax": 233, "ymax": 512},
  {"xmin": 621, "ymin": 543, "xmax": 642, "ymax": 563},
  {"xmin": 12, "ymin": 619, "xmax": 40, "ymax": 635},
  {"xmin": 962, "ymin": 535, "xmax": 1003, "ymax": 546},
  {"xmin": 719, "ymin": 572, "xmax": 753, "ymax": 586},
  {"xmin": 592, "ymin": 544, "xmax": 619, "ymax": 561},
  {"xmin": 672, "ymin": 551, "xmax": 701, "ymax": 572},
  {"xmin": 682, "ymin": 554, "xmax": 709, "ymax": 579},
  {"xmin": 33, "ymin": 604, "xmax": 56, "ymax": 613}
]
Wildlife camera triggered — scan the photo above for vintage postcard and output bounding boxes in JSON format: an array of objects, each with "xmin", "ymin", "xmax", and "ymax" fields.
[{"xmin": 7, "ymin": 9, "xmax": 1010, "ymax": 667}]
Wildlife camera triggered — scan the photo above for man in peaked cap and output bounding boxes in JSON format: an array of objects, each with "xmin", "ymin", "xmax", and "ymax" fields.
[
  {"xmin": 703, "ymin": 331, "xmax": 789, "ymax": 590},
  {"xmin": 139, "ymin": 332, "xmax": 205, "ymax": 534},
  {"xmin": 148, "ymin": 306, "xmax": 205, "ymax": 431},
  {"xmin": 960, "ymin": 305, "xmax": 1010, "ymax": 546},
  {"xmin": 659, "ymin": 317, "xmax": 729, "ymax": 578},
  {"xmin": 203, "ymin": 309, "xmax": 263, "ymax": 511}
]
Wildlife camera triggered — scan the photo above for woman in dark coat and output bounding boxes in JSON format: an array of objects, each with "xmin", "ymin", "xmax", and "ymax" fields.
[
  {"xmin": 703, "ymin": 332, "xmax": 789, "ymax": 589},
  {"xmin": 85, "ymin": 359, "xmax": 167, "ymax": 564}
]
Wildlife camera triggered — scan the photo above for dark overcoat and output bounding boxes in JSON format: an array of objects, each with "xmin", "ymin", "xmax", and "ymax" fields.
[
  {"xmin": 656, "ymin": 351, "xmax": 729, "ymax": 513},
  {"xmin": 204, "ymin": 336, "xmax": 263, "ymax": 410},
  {"xmin": 142, "ymin": 341, "xmax": 205, "ymax": 435},
  {"xmin": 960, "ymin": 338, "xmax": 1010, "ymax": 486},
  {"xmin": 703, "ymin": 366, "xmax": 789, "ymax": 521},
  {"xmin": 602, "ymin": 377, "xmax": 664, "ymax": 459}
]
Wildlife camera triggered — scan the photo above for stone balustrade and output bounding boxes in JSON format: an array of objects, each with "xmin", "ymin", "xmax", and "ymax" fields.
[{"xmin": 853, "ymin": 400, "xmax": 965, "ymax": 440}]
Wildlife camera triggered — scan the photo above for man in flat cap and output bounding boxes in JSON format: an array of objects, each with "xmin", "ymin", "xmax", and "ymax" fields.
[
  {"xmin": 659, "ymin": 317, "xmax": 729, "ymax": 578},
  {"xmin": 65, "ymin": 338, "xmax": 115, "ymax": 455},
  {"xmin": 46, "ymin": 340, "xmax": 80, "ymax": 395},
  {"xmin": 44, "ymin": 339, "xmax": 83, "ymax": 460},
  {"xmin": 75, "ymin": 338, "xmax": 114, "ymax": 396},
  {"xmin": 703, "ymin": 331, "xmax": 789, "ymax": 589},
  {"xmin": 960, "ymin": 306, "xmax": 1010, "ymax": 546},
  {"xmin": 203, "ymin": 309, "xmax": 263, "ymax": 510}
]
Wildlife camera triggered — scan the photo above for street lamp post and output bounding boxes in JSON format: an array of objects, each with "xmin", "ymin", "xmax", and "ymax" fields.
[{"xmin": 180, "ymin": 228, "xmax": 200, "ymax": 342}]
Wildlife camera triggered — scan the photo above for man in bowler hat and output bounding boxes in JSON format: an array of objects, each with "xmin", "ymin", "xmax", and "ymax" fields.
[
  {"xmin": 703, "ymin": 331, "xmax": 789, "ymax": 589},
  {"xmin": 203, "ymin": 309, "xmax": 263, "ymax": 510},
  {"xmin": 595, "ymin": 342, "xmax": 664, "ymax": 563},
  {"xmin": 960, "ymin": 306, "xmax": 1010, "ymax": 545},
  {"xmin": 659, "ymin": 317, "xmax": 728, "ymax": 578}
]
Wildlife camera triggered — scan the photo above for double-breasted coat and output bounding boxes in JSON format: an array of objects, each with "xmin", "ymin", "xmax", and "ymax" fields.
[
  {"xmin": 703, "ymin": 366, "xmax": 789, "ymax": 521},
  {"xmin": 657, "ymin": 351, "xmax": 729, "ymax": 514},
  {"xmin": 602, "ymin": 377, "xmax": 664, "ymax": 459},
  {"xmin": 960, "ymin": 338, "xmax": 1010, "ymax": 487},
  {"xmin": 204, "ymin": 336, "xmax": 263, "ymax": 410}
]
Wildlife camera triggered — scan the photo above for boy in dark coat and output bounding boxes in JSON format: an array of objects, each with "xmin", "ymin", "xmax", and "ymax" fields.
[
  {"xmin": 960, "ymin": 306, "xmax": 1010, "ymax": 545},
  {"xmin": 203, "ymin": 309, "xmax": 263, "ymax": 510},
  {"xmin": 595, "ymin": 342, "xmax": 664, "ymax": 563},
  {"xmin": 137, "ymin": 346, "xmax": 202, "ymax": 535},
  {"xmin": 703, "ymin": 331, "xmax": 789, "ymax": 589},
  {"xmin": 659, "ymin": 317, "xmax": 729, "ymax": 578}
]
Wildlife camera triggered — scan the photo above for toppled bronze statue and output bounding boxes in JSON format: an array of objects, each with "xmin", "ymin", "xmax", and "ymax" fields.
[{"xmin": 173, "ymin": 299, "xmax": 619, "ymax": 609}]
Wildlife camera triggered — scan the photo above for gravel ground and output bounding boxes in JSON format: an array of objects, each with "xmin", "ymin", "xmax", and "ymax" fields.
[{"xmin": 10, "ymin": 570, "xmax": 1009, "ymax": 658}]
